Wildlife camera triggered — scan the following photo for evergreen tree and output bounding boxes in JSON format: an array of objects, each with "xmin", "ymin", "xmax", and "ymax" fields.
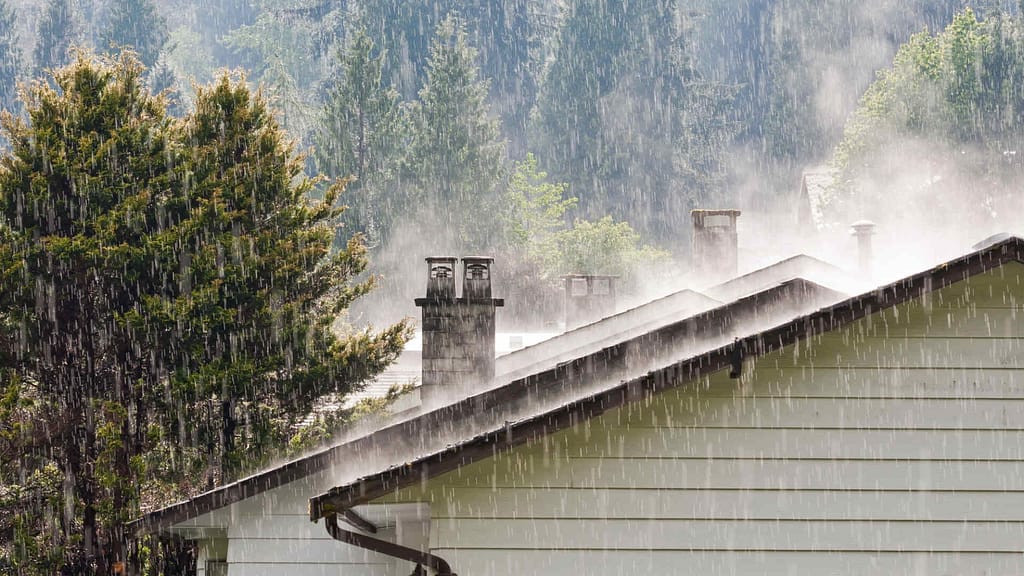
[
  {"xmin": 534, "ymin": 0, "xmax": 734, "ymax": 242},
  {"xmin": 102, "ymin": 0, "xmax": 169, "ymax": 68},
  {"xmin": 360, "ymin": 0, "xmax": 454, "ymax": 98},
  {"xmin": 0, "ymin": 0, "xmax": 21, "ymax": 114},
  {"xmin": 461, "ymin": 0, "xmax": 537, "ymax": 156},
  {"xmin": 223, "ymin": 0, "xmax": 348, "ymax": 134},
  {"xmin": 33, "ymin": 0, "xmax": 77, "ymax": 74},
  {"xmin": 358, "ymin": 0, "xmax": 540, "ymax": 154},
  {"xmin": 692, "ymin": 0, "xmax": 967, "ymax": 191},
  {"xmin": 314, "ymin": 29, "xmax": 403, "ymax": 246},
  {"xmin": 196, "ymin": 0, "xmax": 258, "ymax": 70},
  {"xmin": 0, "ymin": 52, "xmax": 408, "ymax": 574},
  {"xmin": 405, "ymin": 15, "xmax": 506, "ymax": 250},
  {"xmin": 0, "ymin": 51, "xmax": 174, "ymax": 574}
]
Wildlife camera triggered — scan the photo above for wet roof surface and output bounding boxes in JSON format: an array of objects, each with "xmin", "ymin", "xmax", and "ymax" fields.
[{"xmin": 130, "ymin": 237, "xmax": 1024, "ymax": 535}]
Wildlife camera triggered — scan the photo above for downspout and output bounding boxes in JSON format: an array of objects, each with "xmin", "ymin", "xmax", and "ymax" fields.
[{"xmin": 324, "ymin": 513, "xmax": 456, "ymax": 576}]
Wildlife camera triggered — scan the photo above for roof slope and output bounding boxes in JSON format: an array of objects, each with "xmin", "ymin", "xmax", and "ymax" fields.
[
  {"xmin": 130, "ymin": 275, "xmax": 844, "ymax": 536},
  {"xmin": 496, "ymin": 254, "xmax": 852, "ymax": 384},
  {"xmin": 494, "ymin": 288, "xmax": 720, "ymax": 382},
  {"xmin": 307, "ymin": 236, "xmax": 1024, "ymax": 521}
]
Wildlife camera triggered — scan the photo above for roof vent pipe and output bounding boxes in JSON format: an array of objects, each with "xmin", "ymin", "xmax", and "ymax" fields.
[
  {"xmin": 562, "ymin": 274, "xmax": 618, "ymax": 330},
  {"xmin": 850, "ymin": 220, "xmax": 876, "ymax": 278}
]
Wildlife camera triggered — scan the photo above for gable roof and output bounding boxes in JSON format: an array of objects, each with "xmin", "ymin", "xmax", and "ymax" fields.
[
  {"xmin": 306, "ymin": 236, "xmax": 1024, "ymax": 522},
  {"xmin": 495, "ymin": 253, "xmax": 852, "ymax": 384},
  {"xmin": 131, "ymin": 237, "xmax": 1024, "ymax": 535},
  {"xmin": 129, "ymin": 275, "xmax": 844, "ymax": 536},
  {"xmin": 704, "ymin": 254, "xmax": 849, "ymax": 301}
]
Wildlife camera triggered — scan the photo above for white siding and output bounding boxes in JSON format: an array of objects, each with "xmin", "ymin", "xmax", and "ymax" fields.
[{"xmin": 379, "ymin": 262, "xmax": 1024, "ymax": 575}]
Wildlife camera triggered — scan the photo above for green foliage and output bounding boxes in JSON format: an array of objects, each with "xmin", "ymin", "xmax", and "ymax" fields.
[
  {"xmin": 148, "ymin": 56, "xmax": 182, "ymax": 115},
  {"xmin": 224, "ymin": 0, "xmax": 346, "ymax": 139},
  {"xmin": 533, "ymin": 0, "xmax": 735, "ymax": 243},
  {"xmin": 194, "ymin": 0, "xmax": 258, "ymax": 70},
  {"xmin": 504, "ymin": 153, "xmax": 576, "ymax": 265},
  {"xmin": 160, "ymin": 24, "xmax": 214, "ymax": 107},
  {"xmin": 502, "ymin": 152, "xmax": 668, "ymax": 281},
  {"xmin": 550, "ymin": 216, "xmax": 671, "ymax": 279},
  {"xmin": 403, "ymin": 15, "xmax": 506, "ymax": 250},
  {"xmin": 459, "ymin": 0, "xmax": 537, "ymax": 154},
  {"xmin": 0, "ymin": 51, "xmax": 409, "ymax": 573},
  {"xmin": 314, "ymin": 29, "xmax": 404, "ymax": 246},
  {"xmin": 830, "ymin": 8, "xmax": 1024, "ymax": 223},
  {"xmin": 101, "ymin": 0, "xmax": 168, "ymax": 68},
  {"xmin": 359, "ymin": 0, "xmax": 454, "ymax": 98}
]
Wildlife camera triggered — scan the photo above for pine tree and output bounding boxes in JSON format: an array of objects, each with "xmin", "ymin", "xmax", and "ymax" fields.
[
  {"xmin": 314, "ymin": 29, "xmax": 403, "ymax": 246},
  {"xmin": 175, "ymin": 72, "xmax": 410, "ymax": 476},
  {"xmin": 102, "ymin": 0, "xmax": 169, "ymax": 68},
  {"xmin": 360, "ymin": 0, "xmax": 454, "ymax": 98},
  {"xmin": 33, "ymin": 0, "xmax": 77, "ymax": 74},
  {"xmin": 0, "ymin": 0, "xmax": 21, "ymax": 114},
  {"xmin": 0, "ymin": 51, "xmax": 173, "ymax": 573},
  {"xmin": 405, "ymin": 15, "xmax": 506, "ymax": 250},
  {"xmin": 461, "ymin": 0, "xmax": 537, "ymax": 156},
  {"xmin": 0, "ymin": 52, "xmax": 409, "ymax": 574},
  {"xmin": 534, "ymin": 0, "xmax": 734, "ymax": 242}
]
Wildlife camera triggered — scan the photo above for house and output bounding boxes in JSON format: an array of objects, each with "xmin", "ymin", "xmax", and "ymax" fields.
[
  {"xmin": 132, "ymin": 223, "xmax": 1024, "ymax": 574},
  {"xmin": 798, "ymin": 166, "xmax": 835, "ymax": 231}
]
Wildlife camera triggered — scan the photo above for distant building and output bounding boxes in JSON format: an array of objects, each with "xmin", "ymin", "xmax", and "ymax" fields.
[{"xmin": 798, "ymin": 165, "xmax": 836, "ymax": 231}]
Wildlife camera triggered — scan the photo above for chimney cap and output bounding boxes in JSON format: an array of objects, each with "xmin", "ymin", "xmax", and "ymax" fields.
[
  {"xmin": 692, "ymin": 209, "xmax": 741, "ymax": 229},
  {"xmin": 425, "ymin": 256, "xmax": 458, "ymax": 263},
  {"xmin": 461, "ymin": 256, "xmax": 494, "ymax": 263},
  {"xmin": 691, "ymin": 209, "xmax": 742, "ymax": 216},
  {"xmin": 849, "ymin": 220, "xmax": 876, "ymax": 235}
]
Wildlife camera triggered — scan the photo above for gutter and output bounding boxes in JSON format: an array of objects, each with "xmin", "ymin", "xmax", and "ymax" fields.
[{"xmin": 324, "ymin": 514, "xmax": 456, "ymax": 576}]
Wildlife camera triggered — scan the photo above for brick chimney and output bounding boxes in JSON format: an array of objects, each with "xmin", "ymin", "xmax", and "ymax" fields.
[
  {"xmin": 692, "ymin": 209, "xmax": 741, "ymax": 283},
  {"xmin": 415, "ymin": 257, "xmax": 504, "ymax": 403},
  {"xmin": 563, "ymin": 274, "xmax": 617, "ymax": 330}
]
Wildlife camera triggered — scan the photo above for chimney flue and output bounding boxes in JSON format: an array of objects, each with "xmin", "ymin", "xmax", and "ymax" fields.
[
  {"xmin": 415, "ymin": 256, "xmax": 504, "ymax": 404},
  {"xmin": 562, "ymin": 274, "xmax": 618, "ymax": 330},
  {"xmin": 425, "ymin": 257, "xmax": 457, "ymax": 300},
  {"xmin": 692, "ymin": 209, "xmax": 741, "ymax": 283},
  {"xmin": 462, "ymin": 256, "xmax": 494, "ymax": 300},
  {"xmin": 850, "ymin": 220, "xmax": 876, "ymax": 277}
]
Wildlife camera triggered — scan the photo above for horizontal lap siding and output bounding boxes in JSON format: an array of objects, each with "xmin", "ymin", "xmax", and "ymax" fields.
[
  {"xmin": 224, "ymin": 487, "xmax": 394, "ymax": 575},
  {"xmin": 384, "ymin": 263, "xmax": 1024, "ymax": 575},
  {"xmin": 434, "ymin": 518, "xmax": 1024, "ymax": 551},
  {"xmin": 433, "ymin": 550, "xmax": 1024, "ymax": 575},
  {"xmin": 430, "ymin": 487, "xmax": 1024, "ymax": 521},
  {"xmin": 442, "ymin": 457, "xmax": 1024, "ymax": 490}
]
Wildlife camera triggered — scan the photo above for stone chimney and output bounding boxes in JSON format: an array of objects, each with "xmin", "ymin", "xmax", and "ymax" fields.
[
  {"xmin": 415, "ymin": 257, "xmax": 504, "ymax": 403},
  {"xmin": 692, "ymin": 209, "xmax": 741, "ymax": 283},
  {"xmin": 850, "ymin": 220, "xmax": 876, "ymax": 278},
  {"xmin": 563, "ymin": 274, "xmax": 617, "ymax": 330}
]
